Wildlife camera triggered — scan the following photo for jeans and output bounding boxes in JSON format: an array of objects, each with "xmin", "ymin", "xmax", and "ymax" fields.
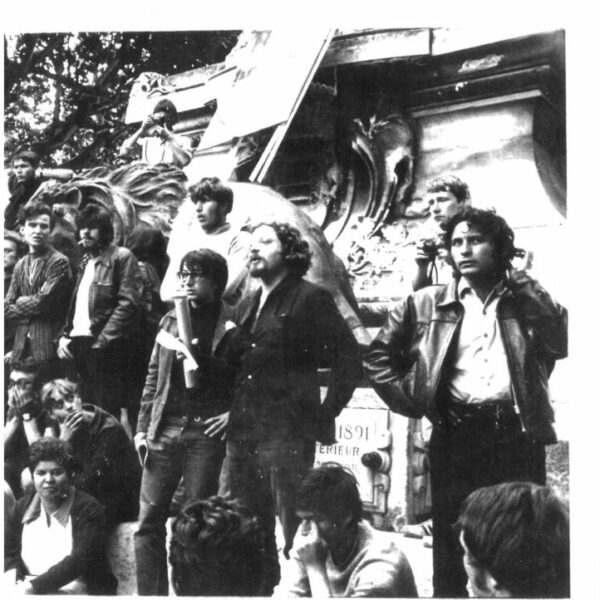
[
  {"xmin": 134, "ymin": 420, "xmax": 225, "ymax": 596},
  {"xmin": 225, "ymin": 438, "xmax": 315, "ymax": 596}
]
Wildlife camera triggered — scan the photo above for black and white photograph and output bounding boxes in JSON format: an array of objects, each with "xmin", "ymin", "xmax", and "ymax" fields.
[{"xmin": 3, "ymin": 6, "xmax": 589, "ymax": 597}]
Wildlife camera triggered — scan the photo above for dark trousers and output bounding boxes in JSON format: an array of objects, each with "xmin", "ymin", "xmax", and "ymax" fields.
[
  {"xmin": 225, "ymin": 438, "xmax": 315, "ymax": 596},
  {"xmin": 66, "ymin": 336, "xmax": 142, "ymax": 426},
  {"xmin": 429, "ymin": 404, "xmax": 546, "ymax": 598},
  {"xmin": 134, "ymin": 420, "xmax": 225, "ymax": 596}
]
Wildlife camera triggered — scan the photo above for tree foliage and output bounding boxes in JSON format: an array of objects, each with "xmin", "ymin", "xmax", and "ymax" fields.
[{"xmin": 4, "ymin": 31, "xmax": 240, "ymax": 169}]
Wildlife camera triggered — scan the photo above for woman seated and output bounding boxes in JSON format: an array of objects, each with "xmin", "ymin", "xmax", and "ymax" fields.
[{"xmin": 4, "ymin": 438, "xmax": 117, "ymax": 594}]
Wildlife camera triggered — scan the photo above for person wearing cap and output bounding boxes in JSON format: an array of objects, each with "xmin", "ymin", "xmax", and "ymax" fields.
[
  {"xmin": 119, "ymin": 99, "xmax": 192, "ymax": 168},
  {"xmin": 133, "ymin": 248, "xmax": 235, "ymax": 596},
  {"xmin": 5, "ymin": 149, "xmax": 74, "ymax": 231}
]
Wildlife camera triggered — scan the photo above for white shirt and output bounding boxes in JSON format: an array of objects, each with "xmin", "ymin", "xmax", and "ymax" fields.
[
  {"xmin": 447, "ymin": 278, "xmax": 512, "ymax": 404},
  {"xmin": 70, "ymin": 256, "xmax": 98, "ymax": 337}
]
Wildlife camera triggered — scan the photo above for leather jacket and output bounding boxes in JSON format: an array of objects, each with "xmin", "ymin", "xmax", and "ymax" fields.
[
  {"xmin": 364, "ymin": 274, "xmax": 567, "ymax": 444},
  {"xmin": 64, "ymin": 244, "xmax": 143, "ymax": 348}
]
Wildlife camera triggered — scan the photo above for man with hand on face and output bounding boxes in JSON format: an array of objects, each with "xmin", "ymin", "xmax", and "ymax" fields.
[
  {"xmin": 57, "ymin": 204, "xmax": 143, "ymax": 430},
  {"xmin": 5, "ymin": 201, "xmax": 72, "ymax": 370},
  {"xmin": 39, "ymin": 378, "xmax": 140, "ymax": 527},
  {"xmin": 275, "ymin": 463, "xmax": 417, "ymax": 598},
  {"xmin": 134, "ymin": 248, "xmax": 235, "ymax": 596},
  {"xmin": 119, "ymin": 99, "xmax": 192, "ymax": 168},
  {"xmin": 364, "ymin": 207, "xmax": 567, "ymax": 597},
  {"xmin": 224, "ymin": 222, "xmax": 362, "ymax": 595}
]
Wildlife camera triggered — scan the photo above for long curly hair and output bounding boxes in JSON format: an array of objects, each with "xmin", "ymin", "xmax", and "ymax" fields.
[
  {"xmin": 169, "ymin": 496, "xmax": 265, "ymax": 596},
  {"xmin": 249, "ymin": 221, "xmax": 312, "ymax": 278}
]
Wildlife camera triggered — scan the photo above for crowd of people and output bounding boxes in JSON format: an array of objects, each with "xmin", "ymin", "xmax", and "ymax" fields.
[{"xmin": 4, "ymin": 115, "xmax": 570, "ymax": 598}]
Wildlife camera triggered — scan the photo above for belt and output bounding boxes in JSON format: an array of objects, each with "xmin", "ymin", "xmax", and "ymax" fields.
[{"xmin": 444, "ymin": 399, "xmax": 517, "ymax": 430}]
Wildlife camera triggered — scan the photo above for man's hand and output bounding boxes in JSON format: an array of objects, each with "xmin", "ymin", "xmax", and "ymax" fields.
[
  {"xmin": 204, "ymin": 412, "xmax": 229, "ymax": 440},
  {"xmin": 59, "ymin": 411, "xmax": 84, "ymax": 442},
  {"xmin": 414, "ymin": 239, "xmax": 438, "ymax": 266},
  {"xmin": 57, "ymin": 336, "xmax": 74, "ymax": 360},
  {"xmin": 9, "ymin": 386, "xmax": 37, "ymax": 416},
  {"xmin": 296, "ymin": 519, "xmax": 327, "ymax": 567},
  {"xmin": 4, "ymin": 351, "xmax": 12, "ymax": 364},
  {"xmin": 140, "ymin": 114, "xmax": 156, "ymax": 135}
]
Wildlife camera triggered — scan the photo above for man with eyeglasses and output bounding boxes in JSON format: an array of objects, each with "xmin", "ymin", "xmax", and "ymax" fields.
[
  {"xmin": 133, "ymin": 248, "xmax": 235, "ymax": 596},
  {"xmin": 37, "ymin": 378, "xmax": 140, "ymax": 527},
  {"xmin": 4, "ymin": 362, "xmax": 55, "ymax": 498}
]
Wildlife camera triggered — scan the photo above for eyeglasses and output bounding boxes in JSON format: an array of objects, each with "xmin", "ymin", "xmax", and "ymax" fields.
[
  {"xmin": 8, "ymin": 378, "xmax": 35, "ymax": 390},
  {"xmin": 177, "ymin": 270, "xmax": 207, "ymax": 283}
]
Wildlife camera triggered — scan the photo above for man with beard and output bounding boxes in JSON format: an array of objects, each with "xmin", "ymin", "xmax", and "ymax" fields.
[
  {"xmin": 224, "ymin": 222, "xmax": 361, "ymax": 595},
  {"xmin": 56, "ymin": 204, "xmax": 143, "ymax": 432}
]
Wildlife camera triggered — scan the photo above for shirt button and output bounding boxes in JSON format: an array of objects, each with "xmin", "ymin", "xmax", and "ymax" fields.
[
  {"xmin": 251, "ymin": 343, "xmax": 256, "ymax": 348},
  {"xmin": 247, "ymin": 374, "xmax": 253, "ymax": 380}
]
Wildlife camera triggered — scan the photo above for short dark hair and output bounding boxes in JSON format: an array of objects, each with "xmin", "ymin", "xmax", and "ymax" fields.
[
  {"xmin": 28, "ymin": 438, "xmax": 78, "ymax": 477},
  {"xmin": 13, "ymin": 149, "xmax": 41, "ymax": 169},
  {"xmin": 126, "ymin": 224, "xmax": 169, "ymax": 279},
  {"xmin": 169, "ymin": 496, "xmax": 265, "ymax": 596},
  {"xmin": 180, "ymin": 249, "xmax": 229, "ymax": 298},
  {"xmin": 249, "ymin": 221, "xmax": 312, "ymax": 278},
  {"xmin": 188, "ymin": 177, "xmax": 234, "ymax": 214},
  {"xmin": 153, "ymin": 99, "xmax": 178, "ymax": 127},
  {"xmin": 426, "ymin": 174, "xmax": 471, "ymax": 204},
  {"xmin": 296, "ymin": 463, "xmax": 363, "ymax": 527},
  {"xmin": 10, "ymin": 360, "xmax": 45, "ymax": 392},
  {"xmin": 443, "ymin": 207, "xmax": 516, "ymax": 274},
  {"xmin": 76, "ymin": 204, "xmax": 114, "ymax": 246},
  {"xmin": 19, "ymin": 200, "xmax": 55, "ymax": 229},
  {"xmin": 457, "ymin": 482, "xmax": 570, "ymax": 598}
]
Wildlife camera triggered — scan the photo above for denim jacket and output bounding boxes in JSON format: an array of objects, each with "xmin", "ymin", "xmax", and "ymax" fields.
[
  {"xmin": 64, "ymin": 244, "xmax": 143, "ymax": 348},
  {"xmin": 364, "ymin": 274, "xmax": 567, "ymax": 444}
]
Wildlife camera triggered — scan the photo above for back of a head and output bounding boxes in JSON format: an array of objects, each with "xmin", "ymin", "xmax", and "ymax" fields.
[
  {"xmin": 169, "ymin": 496, "xmax": 265, "ymax": 596},
  {"xmin": 457, "ymin": 482, "xmax": 570, "ymax": 598},
  {"xmin": 296, "ymin": 462, "xmax": 363, "ymax": 526}
]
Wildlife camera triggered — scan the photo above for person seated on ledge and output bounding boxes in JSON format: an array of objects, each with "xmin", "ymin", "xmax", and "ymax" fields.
[
  {"xmin": 169, "ymin": 495, "xmax": 265, "ymax": 596},
  {"xmin": 456, "ymin": 481, "xmax": 569, "ymax": 598},
  {"xmin": 39, "ymin": 378, "xmax": 141, "ymax": 527},
  {"xmin": 119, "ymin": 99, "xmax": 192, "ymax": 168},
  {"xmin": 275, "ymin": 462, "xmax": 418, "ymax": 598},
  {"xmin": 4, "ymin": 437, "xmax": 117, "ymax": 595}
]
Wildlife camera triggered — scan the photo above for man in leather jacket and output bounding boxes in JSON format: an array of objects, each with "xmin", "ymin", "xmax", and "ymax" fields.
[
  {"xmin": 57, "ymin": 204, "xmax": 143, "ymax": 431},
  {"xmin": 364, "ymin": 207, "xmax": 567, "ymax": 598}
]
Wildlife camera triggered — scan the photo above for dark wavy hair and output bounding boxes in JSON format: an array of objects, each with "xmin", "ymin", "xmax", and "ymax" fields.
[
  {"xmin": 426, "ymin": 174, "xmax": 471, "ymax": 204},
  {"xmin": 188, "ymin": 177, "xmax": 234, "ymax": 214},
  {"xmin": 180, "ymin": 249, "xmax": 229, "ymax": 298},
  {"xmin": 28, "ymin": 438, "xmax": 78, "ymax": 477},
  {"xmin": 19, "ymin": 200, "xmax": 55, "ymax": 229},
  {"xmin": 250, "ymin": 221, "xmax": 312, "ymax": 278},
  {"xmin": 296, "ymin": 462, "xmax": 363, "ymax": 527},
  {"xmin": 126, "ymin": 224, "xmax": 169, "ymax": 280},
  {"xmin": 443, "ymin": 207, "xmax": 516, "ymax": 275},
  {"xmin": 456, "ymin": 482, "xmax": 570, "ymax": 598},
  {"xmin": 169, "ymin": 496, "xmax": 265, "ymax": 596},
  {"xmin": 153, "ymin": 99, "xmax": 178, "ymax": 128},
  {"xmin": 76, "ymin": 204, "xmax": 114, "ymax": 246}
]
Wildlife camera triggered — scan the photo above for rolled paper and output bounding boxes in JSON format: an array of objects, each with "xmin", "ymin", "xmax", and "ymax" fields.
[{"xmin": 173, "ymin": 293, "xmax": 199, "ymax": 388}]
